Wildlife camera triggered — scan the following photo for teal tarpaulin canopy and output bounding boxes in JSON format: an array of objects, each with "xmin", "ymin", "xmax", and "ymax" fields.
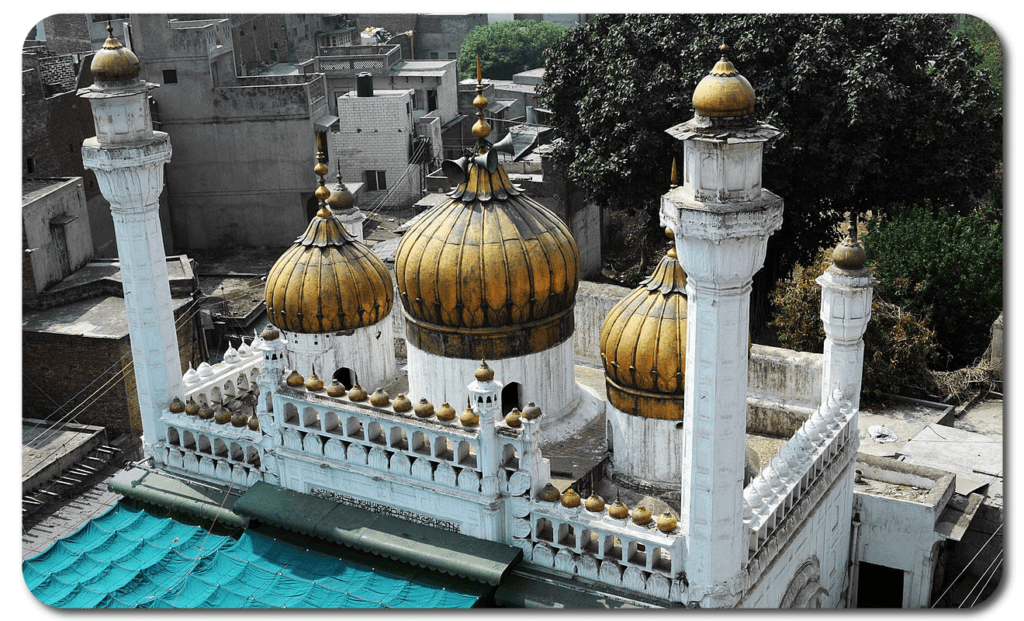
[{"xmin": 23, "ymin": 504, "xmax": 479, "ymax": 609}]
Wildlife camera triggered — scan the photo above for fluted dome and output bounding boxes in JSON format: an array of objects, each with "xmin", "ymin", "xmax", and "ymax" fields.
[
  {"xmin": 692, "ymin": 44, "xmax": 755, "ymax": 119},
  {"xmin": 395, "ymin": 155, "xmax": 579, "ymax": 359},
  {"xmin": 326, "ymin": 168, "xmax": 354, "ymax": 212},
  {"xmin": 600, "ymin": 247, "xmax": 688, "ymax": 419},
  {"xmin": 265, "ymin": 205, "xmax": 393, "ymax": 334},
  {"xmin": 91, "ymin": 23, "xmax": 140, "ymax": 86}
]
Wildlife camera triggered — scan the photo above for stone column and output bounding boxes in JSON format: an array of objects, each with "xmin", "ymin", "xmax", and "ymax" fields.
[
  {"xmin": 817, "ymin": 238, "xmax": 875, "ymax": 411},
  {"xmin": 80, "ymin": 80, "xmax": 180, "ymax": 457}
]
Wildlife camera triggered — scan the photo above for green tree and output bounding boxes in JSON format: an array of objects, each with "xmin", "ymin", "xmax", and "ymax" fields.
[
  {"xmin": 458, "ymin": 20, "xmax": 567, "ymax": 80},
  {"xmin": 539, "ymin": 14, "xmax": 1002, "ymax": 321}
]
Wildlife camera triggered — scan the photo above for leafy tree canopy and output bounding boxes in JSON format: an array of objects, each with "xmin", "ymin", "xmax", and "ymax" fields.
[
  {"xmin": 458, "ymin": 20, "xmax": 567, "ymax": 80},
  {"xmin": 538, "ymin": 14, "xmax": 1002, "ymax": 286}
]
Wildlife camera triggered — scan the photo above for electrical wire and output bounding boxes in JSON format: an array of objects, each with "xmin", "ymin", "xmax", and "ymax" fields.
[{"xmin": 930, "ymin": 522, "xmax": 1003, "ymax": 607}]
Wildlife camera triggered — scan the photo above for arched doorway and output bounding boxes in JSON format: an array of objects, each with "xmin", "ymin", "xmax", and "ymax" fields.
[
  {"xmin": 501, "ymin": 382, "xmax": 521, "ymax": 415},
  {"xmin": 333, "ymin": 367, "xmax": 355, "ymax": 390}
]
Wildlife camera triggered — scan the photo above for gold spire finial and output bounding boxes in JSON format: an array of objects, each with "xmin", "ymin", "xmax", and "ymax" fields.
[
  {"xmin": 670, "ymin": 158, "xmax": 678, "ymax": 188},
  {"xmin": 313, "ymin": 134, "xmax": 332, "ymax": 217},
  {"xmin": 472, "ymin": 55, "xmax": 491, "ymax": 144}
]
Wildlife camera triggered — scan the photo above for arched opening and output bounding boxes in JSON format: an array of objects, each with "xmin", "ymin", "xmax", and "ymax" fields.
[
  {"xmin": 333, "ymin": 367, "xmax": 355, "ymax": 390},
  {"xmin": 501, "ymin": 382, "xmax": 521, "ymax": 414}
]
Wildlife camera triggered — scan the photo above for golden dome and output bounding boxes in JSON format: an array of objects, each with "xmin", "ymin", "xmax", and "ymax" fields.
[
  {"xmin": 460, "ymin": 405, "xmax": 480, "ymax": 427},
  {"xmin": 198, "ymin": 402, "xmax": 214, "ymax": 420},
  {"xmin": 600, "ymin": 247, "xmax": 688, "ymax": 419},
  {"xmin": 169, "ymin": 397, "xmax": 185, "ymax": 414},
  {"xmin": 656, "ymin": 511, "xmax": 679, "ymax": 533},
  {"xmin": 414, "ymin": 398, "xmax": 435, "ymax": 418},
  {"xmin": 247, "ymin": 415, "xmax": 260, "ymax": 431},
  {"xmin": 230, "ymin": 411, "xmax": 249, "ymax": 428},
  {"xmin": 832, "ymin": 236, "xmax": 867, "ymax": 270},
  {"xmin": 347, "ymin": 383, "xmax": 368, "ymax": 401},
  {"xmin": 538, "ymin": 483, "xmax": 561, "ymax": 503},
  {"xmin": 90, "ymin": 23, "xmax": 140, "ymax": 85},
  {"xmin": 504, "ymin": 409, "xmax": 522, "ymax": 427},
  {"xmin": 521, "ymin": 402, "xmax": 542, "ymax": 420},
  {"xmin": 326, "ymin": 379, "xmax": 346, "ymax": 397},
  {"xmin": 369, "ymin": 388, "xmax": 390, "ymax": 407},
  {"xmin": 631, "ymin": 505, "xmax": 653, "ymax": 526},
  {"xmin": 260, "ymin": 323, "xmax": 280, "ymax": 341},
  {"xmin": 215, "ymin": 406, "xmax": 232, "ymax": 425},
  {"xmin": 608, "ymin": 499, "xmax": 629, "ymax": 519},
  {"xmin": 392, "ymin": 394, "xmax": 413, "ymax": 413},
  {"xmin": 185, "ymin": 397, "xmax": 200, "ymax": 416},
  {"xmin": 474, "ymin": 360, "xmax": 495, "ymax": 382},
  {"xmin": 327, "ymin": 167, "xmax": 354, "ymax": 212},
  {"xmin": 286, "ymin": 370, "xmax": 305, "ymax": 387},
  {"xmin": 436, "ymin": 402, "xmax": 457, "ymax": 421},
  {"xmin": 305, "ymin": 371, "xmax": 324, "ymax": 392},
  {"xmin": 584, "ymin": 494, "xmax": 605, "ymax": 512},
  {"xmin": 561, "ymin": 488, "xmax": 581, "ymax": 508},
  {"xmin": 692, "ymin": 44, "xmax": 756, "ymax": 119},
  {"xmin": 265, "ymin": 160, "xmax": 392, "ymax": 335}
]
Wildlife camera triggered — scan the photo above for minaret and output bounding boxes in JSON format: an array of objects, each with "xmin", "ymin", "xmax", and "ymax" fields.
[
  {"xmin": 79, "ymin": 23, "xmax": 181, "ymax": 456},
  {"xmin": 660, "ymin": 44, "xmax": 783, "ymax": 604},
  {"xmin": 818, "ymin": 213, "xmax": 875, "ymax": 411}
]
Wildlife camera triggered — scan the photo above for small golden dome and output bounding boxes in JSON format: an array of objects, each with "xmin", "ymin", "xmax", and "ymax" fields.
[
  {"xmin": 505, "ymin": 409, "xmax": 522, "ymax": 427},
  {"xmin": 265, "ymin": 162, "xmax": 393, "ymax": 335},
  {"xmin": 692, "ymin": 43, "xmax": 756, "ymax": 119},
  {"xmin": 600, "ymin": 248, "xmax": 688, "ymax": 419},
  {"xmin": 286, "ymin": 370, "xmax": 305, "ymax": 387},
  {"xmin": 584, "ymin": 494, "xmax": 605, "ymax": 512},
  {"xmin": 369, "ymin": 388, "xmax": 390, "ymax": 407},
  {"xmin": 631, "ymin": 505, "xmax": 653, "ymax": 526},
  {"xmin": 348, "ymin": 383, "xmax": 368, "ymax": 402},
  {"xmin": 392, "ymin": 394, "xmax": 413, "ymax": 413},
  {"xmin": 538, "ymin": 483, "xmax": 561, "ymax": 502},
  {"xmin": 247, "ymin": 415, "xmax": 260, "ymax": 431},
  {"xmin": 608, "ymin": 499, "xmax": 629, "ymax": 519},
  {"xmin": 656, "ymin": 511, "xmax": 679, "ymax": 533},
  {"xmin": 460, "ymin": 405, "xmax": 480, "ymax": 427},
  {"xmin": 521, "ymin": 402, "xmax": 542, "ymax": 420},
  {"xmin": 305, "ymin": 371, "xmax": 324, "ymax": 392},
  {"xmin": 414, "ymin": 398, "xmax": 435, "ymax": 418},
  {"xmin": 198, "ymin": 402, "xmax": 215, "ymax": 420},
  {"xmin": 215, "ymin": 406, "xmax": 232, "ymax": 425},
  {"xmin": 475, "ymin": 360, "xmax": 495, "ymax": 382},
  {"xmin": 561, "ymin": 488, "xmax": 581, "ymax": 508},
  {"xmin": 436, "ymin": 402, "xmax": 457, "ymax": 421},
  {"xmin": 327, "ymin": 168, "xmax": 354, "ymax": 211},
  {"xmin": 832, "ymin": 236, "xmax": 867, "ymax": 270},
  {"xmin": 185, "ymin": 397, "xmax": 201, "ymax": 416},
  {"xmin": 90, "ymin": 23, "xmax": 140, "ymax": 85},
  {"xmin": 261, "ymin": 323, "xmax": 280, "ymax": 341},
  {"xmin": 169, "ymin": 397, "xmax": 185, "ymax": 414},
  {"xmin": 326, "ymin": 379, "xmax": 346, "ymax": 397},
  {"xmin": 230, "ymin": 411, "xmax": 249, "ymax": 428}
]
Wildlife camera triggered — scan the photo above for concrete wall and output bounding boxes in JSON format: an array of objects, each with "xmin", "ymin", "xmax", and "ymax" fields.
[
  {"xmin": 22, "ymin": 178, "xmax": 94, "ymax": 296},
  {"xmin": 747, "ymin": 345, "xmax": 822, "ymax": 437},
  {"xmin": 573, "ymin": 280, "xmax": 630, "ymax": 365}
]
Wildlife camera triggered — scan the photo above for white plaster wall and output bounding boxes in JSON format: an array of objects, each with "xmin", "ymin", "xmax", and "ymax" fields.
[
  {"xmin": 573, "ymin": 280, "xmax": 631, "ymax": 365},
  {"xmin": 405, "ymin": 338, "xmax": 578, "ymax": 421},
  {"xmin": 853, "ymin": 492, "xmax": 943, "ymax": 608},
  {"xmin": 741, "ymin": 462, "xmax": 855, "ymax": 608},
  {"xmin": 23, "ymin": 178, "xmax": 94, "ymax": 293},
  {"xmin": 284, "ymin": 312, "xmax": 398, "ymax": 392},
  {"xmin": 607, "ymin": 404, "xmax": 682, "ymax": 487}
]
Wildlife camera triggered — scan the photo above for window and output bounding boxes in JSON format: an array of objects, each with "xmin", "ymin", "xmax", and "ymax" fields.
[
  {"xmin": 427, "ymin": 89, "xmax": 437, "ymax": 112},
  {"xmin": 429, "ymin": 52, "xmax": 439, "ymax": 60},
  {"xmin": 365, "ymin": 170, "xmax": 387, "ymax": 191},
  {"xmin": 447, "ymin": 51, "xmax": 457, "ymax": 59},
  {"xmin": 413, "ymin": 89, "xmax": 424, "ymax": 110},
  {"xmin": 162, "ymin": 69, "xmax": 177, "ymax": 84}
]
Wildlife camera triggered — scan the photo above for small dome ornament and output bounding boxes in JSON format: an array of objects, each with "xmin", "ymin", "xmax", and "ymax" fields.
[
  {"xmin": 631, "ymin": 504, "xmax": 653, "ymax": 526},
  {"xmin": 230, "ymin": 410, "xmax": 249, "ymax": 428},
  {"xmin": 608, "ymin": 498, "xmax": 630, "ymax": 520},
  {"xmin": 214, "ymin": 406, "xmax": 232, "ymax": 425},
  {"xmin": 184, "ymin": 397, "xmax": 201, "ymax": 416},
  {"xmin": 392, "ymin": 394, "xmax": 413, "ymax": 413},
  {"xmin": 656, "ymin": 511, "xmax": 679, "ymax": 533},
  {"xmin": 260, "ymin": 323, "xmax": 280, "ymax": 341},
  {"xmin": 369, "ymin": 388, "xmax": 390, "ymax": 407},
  {"xmin": 504, "ymin": 408, "xmax": 522, "ymax": 428},
  {"xmin": 538, "ymin": 483, "xmax": 561, "ymax": 502},
  {"xmin": 474, "ymin": 359, "xmax": 495, "ymax": 382},
  {"xmin": 692, "ymin": 43, "xmax": 756, "ymax": 119},
  {"xmin": 198, "ymin": 402, "xmax": 215, "ymax": 420},
  {"xmin": 436, "ymin": 402, "xmax": 457, "ymax": 421},
  {"xmin": 832, "ymin": 212, "xmax": 868, "ymax": 270},
  {"xmin": 247, "ymin": 414, "xmax": 260, "ymax": 431},
  {"xmin": 414, "ymin": 398, "xmax": 435, "ymax": 418},
  {"xmin": 286, "ymin": 370, "xmax": 305, "ymax": 387},
  {"xmin": 326, "ymin": 379, "xmax": 346, "ymax": 397},
  {"xmin": 305, "ymin": 369, "xmax": 324, "ymax": 392},
  {"xmin": 347, "ymin": 383, "xmax": 368, "ymax": 402},
  {"xmin": 460, "ymin": 403, "xmax": 480, "ymax": 427},
  {"xmin": 560, "ymin": 488, "xmax": 581, "ymax": 508},
  {"xmin": 585, "ymin": 494, "xmax": 606, "ymax": 513},
  {"xmin": 169, "ymin": 397, "xmax": 186, "ymax": 414},
  {"xmin": 521, "ymin": 402, "xmax": 542, "ymax": 420}
]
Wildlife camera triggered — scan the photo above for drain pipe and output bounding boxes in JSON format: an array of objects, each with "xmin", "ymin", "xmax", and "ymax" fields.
[{"xmin": 843, "ymin": 509, "xmax": 863, "ymax": 608}]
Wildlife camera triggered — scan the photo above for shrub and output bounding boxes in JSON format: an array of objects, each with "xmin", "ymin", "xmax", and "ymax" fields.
[
  {"xmin": 864, "ymin": 203, "xmax": 1002, "ymax": 369},
  {"xmin": 769, "ymin": 248, "xmax": 938, "ymax": 403}
]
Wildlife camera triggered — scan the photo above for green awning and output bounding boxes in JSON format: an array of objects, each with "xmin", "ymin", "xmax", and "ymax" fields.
[
  {"xmin": 233, "ymin": 481, "xmax": 522, "ymax": 586},
  {"xmin": 108, "ymin": 466, "xmax": 249, "ymax": 529},
  {"xmin": 494, "ymin": 570, "xmax": 657, "ymax": 609}
]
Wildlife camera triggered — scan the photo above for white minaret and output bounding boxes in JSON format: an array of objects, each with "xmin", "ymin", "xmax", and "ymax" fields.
[
  {"xmin": 660, "ymin": 44, "xmax": 782, "ymax": 605},
  {"xmin": 79, "ymin": 24, "xmax": 181, "ymax": 456},
  {"xmin": 818, "ymin": 217, "xmax": 876, "ymax": 411}
]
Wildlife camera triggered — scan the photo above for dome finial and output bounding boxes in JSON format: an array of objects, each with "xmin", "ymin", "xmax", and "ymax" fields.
[
  {"xmin": 314, "ymin": 132, "xmax": 332, "ymax": 218},
  {"xmin": 670, "ymin": 158, "xmax": 678, "ymax": 189},
  {"xmin": 472, "ymin": 55, "xmax": 491, "ymax": 145}
]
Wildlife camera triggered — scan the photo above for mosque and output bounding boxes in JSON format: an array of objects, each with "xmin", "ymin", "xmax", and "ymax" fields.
[{"xmin": 52, "ymin": 27, "xmax": 886, "ymax": 608}]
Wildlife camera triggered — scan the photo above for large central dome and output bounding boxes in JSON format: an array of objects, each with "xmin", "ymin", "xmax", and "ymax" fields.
[{"xmin": 394, "ymin": 158, "xmax": 579, "ymax": 359}]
